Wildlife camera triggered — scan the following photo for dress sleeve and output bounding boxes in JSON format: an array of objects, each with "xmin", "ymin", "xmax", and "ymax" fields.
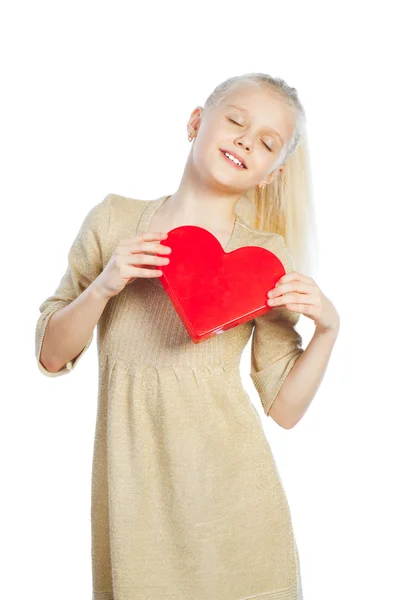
[
  {"xmin": 35, "ymin": 193, "xmax": 112, "ymax": 377},
  {"xmin": 250, "ymin": 234, "xmax": 304, "ymax": 416}
]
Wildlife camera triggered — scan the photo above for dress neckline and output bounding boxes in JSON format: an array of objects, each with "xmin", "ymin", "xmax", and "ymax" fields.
[{"xmin": 136, "ymin": 194, "xmax": 239, "ymax": 253}]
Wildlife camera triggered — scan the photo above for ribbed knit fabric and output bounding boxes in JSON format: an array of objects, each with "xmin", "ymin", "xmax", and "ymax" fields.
[{"xmin": 35, "ymin": 193, "xmax": 304, "ymax": 600}]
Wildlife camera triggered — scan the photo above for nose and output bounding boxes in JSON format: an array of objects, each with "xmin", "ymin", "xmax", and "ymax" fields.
[{"xmin": 237, "ymin": 140, "xmax": 251, "ymax": 152}]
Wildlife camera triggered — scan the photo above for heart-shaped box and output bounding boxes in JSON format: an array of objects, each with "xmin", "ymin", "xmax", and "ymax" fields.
[{"xmin": 156, "ymin": 225, "xmax": 286, "ymax": 344}]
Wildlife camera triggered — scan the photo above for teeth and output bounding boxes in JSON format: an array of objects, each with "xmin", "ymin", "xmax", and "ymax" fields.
[{"xmin": 224, "ymin": 151, "xmax": 244, "ymax": 167}]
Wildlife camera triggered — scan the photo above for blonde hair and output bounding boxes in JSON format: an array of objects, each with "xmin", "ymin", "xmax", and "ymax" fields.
[{"xmin": 202, "ymin": 73, "xmax": 318, "ymax": 277}]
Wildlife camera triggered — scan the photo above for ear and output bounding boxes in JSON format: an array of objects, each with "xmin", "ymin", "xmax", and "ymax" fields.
[
  {"xmin": 187, "ymin": 106, "xmax": 203, "ymax": 137},
  {"xmin": 259, "ymin": 166, "xmax": 284, "ymax": 188}
]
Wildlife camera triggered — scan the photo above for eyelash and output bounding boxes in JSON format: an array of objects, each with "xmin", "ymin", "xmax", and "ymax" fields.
[{"xmin": 227, "ymin": 118, "xmax": 272, "ymax": 152}]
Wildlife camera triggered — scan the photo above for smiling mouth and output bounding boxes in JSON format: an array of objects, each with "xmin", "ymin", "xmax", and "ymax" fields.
[{"xmin": 219, "ymin": 149, "xmax": 247, "ymax": 169}]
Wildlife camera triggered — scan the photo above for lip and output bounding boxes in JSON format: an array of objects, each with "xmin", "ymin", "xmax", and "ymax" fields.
[{"xmin": 219, "ymin": 148, "xmax": 247, "ymax": 169}]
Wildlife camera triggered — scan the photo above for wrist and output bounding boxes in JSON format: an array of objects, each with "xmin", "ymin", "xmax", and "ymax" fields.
[
  {"xmin": 89, "ymin": 281, "xmax": 112, "ymax": 302},
  {"xmin": 315, "ymin": 323, "xmax": 340, "ymax": 338}
]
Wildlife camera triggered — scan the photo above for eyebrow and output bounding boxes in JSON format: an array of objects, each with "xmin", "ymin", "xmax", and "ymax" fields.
[{"xmin": 225, "ymin": 104, "xmax": 284, "ymax": 145}]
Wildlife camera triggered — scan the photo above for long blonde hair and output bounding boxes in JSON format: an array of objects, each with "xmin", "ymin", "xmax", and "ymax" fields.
[{"xmin": 202, "ymin": 73, "xmax": 318, "ymax": 277}]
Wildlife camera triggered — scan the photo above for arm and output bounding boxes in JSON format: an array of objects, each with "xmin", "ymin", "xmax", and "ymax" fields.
[
  {"xmin": 35, "ymin": 193, "xmax": 113, "ymax": 377},
  {"xmin": 269, "ymin": 325, "xmax": 339, "ymax": 429},
  {"xmin": 250, "ymin": 299, "xmax": 305, "ymax": 428},
  {"xmin": 40, "ymin": 283, "xmax": 110, "ymax": 373},
  {"xmin": 250, "ymin": 234, "xmax": 338, "ymax": 429},
  {"xmin": 250, "ymin": 236, "xmax": 305, "ymax": 426}
]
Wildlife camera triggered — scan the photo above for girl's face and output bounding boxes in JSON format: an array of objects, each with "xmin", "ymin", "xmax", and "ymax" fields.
[{"xmin": 188, "ymin": 85, "xmax": 296, "ymax": 192}]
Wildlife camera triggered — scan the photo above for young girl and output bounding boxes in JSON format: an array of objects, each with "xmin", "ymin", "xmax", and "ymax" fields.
[{"xmin": 35, "ymin": 73, "xmax": 340, "ymax": 600}]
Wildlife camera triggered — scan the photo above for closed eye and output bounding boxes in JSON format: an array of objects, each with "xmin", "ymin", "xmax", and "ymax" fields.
[{"xmin": 227, "ymin": 118, "xmax": 272, "ymax": 152}]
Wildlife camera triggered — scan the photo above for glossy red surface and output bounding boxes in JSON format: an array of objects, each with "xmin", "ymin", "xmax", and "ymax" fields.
[{"xmin": 157, "ymin": 225, "xmax": 286, "ymax": 344}]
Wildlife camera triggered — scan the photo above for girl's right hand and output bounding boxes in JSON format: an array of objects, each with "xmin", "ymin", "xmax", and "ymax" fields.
[{"xmin": 93, "ymin": 232, "xmax": 172, "ymax": 299}]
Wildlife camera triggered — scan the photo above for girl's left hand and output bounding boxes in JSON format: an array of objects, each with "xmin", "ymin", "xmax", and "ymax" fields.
[{"xmin": 267, "ymin": 271, "xmax": 340, "ymax": 334}]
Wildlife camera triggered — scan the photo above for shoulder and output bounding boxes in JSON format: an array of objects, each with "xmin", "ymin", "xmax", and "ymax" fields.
[
  {"xmin": 77, "ymin": 192, "xmax": 145, "ymax": 239},
  {"xmin": 107, "ymin": 192, "xmax": 148, "ymax": 220},
  {"xmin": 106, "ymin": 192, "xmax": 150, "ymax": 238},
  {"xmin": 236, "ymin": 217, "xmax": 285, "ymax": 252},
  {"xmin": 69, "ymin": 193, "xmax": 149, "ymax": 264},
  {"xmin": 236, "ymin": 219, "xmax": 295, "ymax": 273},
  {"xmin": 102, "ymin": 193, "xmax": 152, "ymax": 260}
]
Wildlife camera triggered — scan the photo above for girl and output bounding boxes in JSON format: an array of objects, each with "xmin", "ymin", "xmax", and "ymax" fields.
[{"xmin": 35, "ymin": 73, "xmax": 340, "ymax": 600}]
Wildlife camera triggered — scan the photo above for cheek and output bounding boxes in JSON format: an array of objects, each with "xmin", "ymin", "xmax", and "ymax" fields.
[
  {"xmin": 198, "ymin": 126, "xmax": 219, "ymax": 149},
  {"xmin": 192, "ymin": 129, "xmax": 220, "ymax": 164},
  {"xmin": 253, "ymin": 154, "xmax": 274, "ymax": 175}
]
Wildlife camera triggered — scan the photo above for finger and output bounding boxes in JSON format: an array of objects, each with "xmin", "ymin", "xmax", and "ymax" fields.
[
  {"xmin": 276, "ymin": 271, "xmax": 313, "ymax": 286},
  {"xmin": 268, "ymin": 292, "xmax": 314, "ymax": 306},
  {"xmin": 129, "ymin": 253, "xmax": 170, "ymax": 266},
  {"xmin": 144, "ymin": 268, "xmax": 164, "ymax": 277},
  {"xmin": 129, "ymin": 240, "xmax": 172, "ymax": 256},
  {"xmin": 269, "ymin": 280, "xmax": 314, "ymax": 298},
  {"xmin": 121, "ymin": 232, "xmax": 168, "ymax": 246},
  {"xmin": 285, "ymin": 303, "xmax": 305, "ymax": 313},
  {"xmin": 142, "ymin": 231, "xmax": 169, "ymax": 239},
  {"xmin": 143, "ymin": 240, "xmax": 172, "ymax": 254},
  {"xmin": 285, "ymin": 302, "xmax": 314, "ymax": 315},
  {"xmin": 132, "ymin": 266, "xmax": 164, "ymax": 278}
]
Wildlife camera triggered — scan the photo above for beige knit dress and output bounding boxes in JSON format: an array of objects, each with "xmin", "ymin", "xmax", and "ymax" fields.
[{"xmin": 35, "ymin": 193, "xmax": 305, "ymax": 600}]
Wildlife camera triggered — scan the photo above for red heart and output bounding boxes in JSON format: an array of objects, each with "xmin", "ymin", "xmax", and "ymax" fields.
[{"xmin": 157, "ymin": 225, "xmax": 286, "ymax": 344}]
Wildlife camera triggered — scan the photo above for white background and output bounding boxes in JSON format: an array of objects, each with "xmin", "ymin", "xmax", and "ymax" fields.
[{"xmin": 1, "ymin": 1, "xmax": 399, "ymax": 598}]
